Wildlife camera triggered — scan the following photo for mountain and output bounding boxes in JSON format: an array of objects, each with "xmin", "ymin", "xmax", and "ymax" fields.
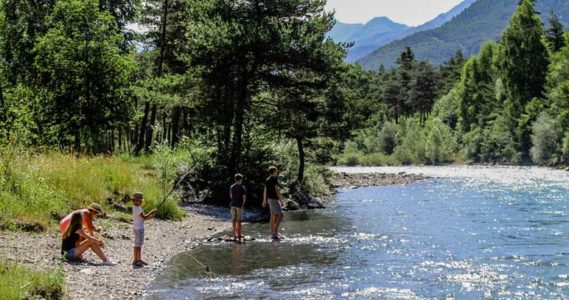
[
  {"xmin": 358, "ymin": 0, "xmax": 569, "ymax": 70},
  {"xmin": 329, "ymin": 0, "xmax": 477, "ymax": 62},
  {"xmin": 328, "ymin": 17, "xmax": 409, "ymax": 62},
  {"xmin": 329, "ymin": 17, "xmax": 408, "ymax": 43}
]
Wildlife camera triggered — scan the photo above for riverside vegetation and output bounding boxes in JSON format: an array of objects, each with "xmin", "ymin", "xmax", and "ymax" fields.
[{"xmin": 1, "ymin": 0, "xmax": 569, "ymax": 298}]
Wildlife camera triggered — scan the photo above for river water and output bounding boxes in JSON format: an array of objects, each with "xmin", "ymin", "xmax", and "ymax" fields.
[{"xmin": 146, "ymin": 166, "xmax": 569, "ymax": 299}]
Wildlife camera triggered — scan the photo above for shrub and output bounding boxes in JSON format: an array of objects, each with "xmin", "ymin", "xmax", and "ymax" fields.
[
  {"xmin": 480, "ymin": 114, "xmax": 521, "ymax": 163},
  {"xmin": 462, "ymin": 126, "xmax": 483, "ymax": 160},
  {"xmin": 396, "ymin": 119, "xmax": 426, "ymax": 164},
  {"xmin": 530, "ymin": 114, "xmax": 559, "ymax": 165},
  {"xmin": 425, "ymin": 118, "xmax": 456, "ymax": 164},
  {"xmin": 377, "ymin": 121, "xmax": 397, "ymax": 155},
  {"xmin": 563, "ymin": 132, "xmax": 569, "ymax": 158}
]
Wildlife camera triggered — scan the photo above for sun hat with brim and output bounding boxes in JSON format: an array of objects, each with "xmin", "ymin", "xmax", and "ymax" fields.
[
  {"xmin": 88, "ymin": 203, "xmax": 103, "ymax": 215},
  {"xmin": 132, "ymin": 192, "xmax": 144, "ymax": 200}
]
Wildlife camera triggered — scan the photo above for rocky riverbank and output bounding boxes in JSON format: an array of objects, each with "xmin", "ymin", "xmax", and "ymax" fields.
[
  {"xmin": 330, "ymin": 171, "xmax": 428, "ymax": 189},
  {"xmin": 0, "ymin": 205, "xmax": 231, "ymax": 300}
]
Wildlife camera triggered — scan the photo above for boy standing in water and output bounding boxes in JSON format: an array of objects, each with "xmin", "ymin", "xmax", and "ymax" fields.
[
  {"xmin": 132, "ymin": 192, "xmax": 157, "ymax": 267},
  {"xmin": 230, "ymin": 173, "xmax": 247, "ymax": 241},
  {"xmin": 263, "ymin": 166, "xmax": 284, "ymax": 240}
]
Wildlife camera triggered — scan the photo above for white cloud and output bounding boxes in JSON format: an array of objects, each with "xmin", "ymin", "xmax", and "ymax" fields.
[{"xmin": 325, "ymin": 0, "xmax": 465, "ymax": 26}]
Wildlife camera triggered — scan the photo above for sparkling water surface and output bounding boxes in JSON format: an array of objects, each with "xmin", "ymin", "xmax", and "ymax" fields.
[{"xmin": 147, "ymin": 167, "xmax": 569, "ymax": 299}]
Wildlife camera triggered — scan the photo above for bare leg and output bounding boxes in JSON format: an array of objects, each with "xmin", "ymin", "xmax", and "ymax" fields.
[
  {"xmin": 232, "ymin": 220, "xmax": 237, "ymax": 237},
  {"xmin": 276, "ymin": 213, "xmax": 283, "ymax": 236},
  {"xmin": 75, "ymin": 239, "xmax": 108, "ymax": 262},
  {"xmin": 134, "ymin": 247, "xmax": 141, "ymax": 261}
]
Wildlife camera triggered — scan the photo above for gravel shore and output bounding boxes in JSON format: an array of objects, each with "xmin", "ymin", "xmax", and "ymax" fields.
[
  {"xmin": 0, "ymin": 205, "xmax": 230, "ymax": 299},
  {"xmin": 331, "ymin": 171, "xmax": 427, "ymax": 189}
]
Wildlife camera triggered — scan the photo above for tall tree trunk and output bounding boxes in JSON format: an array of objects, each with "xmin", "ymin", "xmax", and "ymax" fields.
[
  {"xmin": 145, "ymin": 104, "xmax": 157, "ymax": 152},
  {"xmin": 118, "ymin": 127, "xmax": 123, "ymax": 152},
  {"xmin": 296, "ymin": 136, "xmax": 305, "ymax": 184},
  {"xmin": 231, "ymin": 78, "xmax": 248, "ymax": 173},
  {"xmin": 134, "ymin": 102, "xmax": 149, "ymax": 154},
  {"xmin": 74, "ymin": 129, "xmax": 81, "ymax": 155},
  {"xmin": 171, "ymin": 106, "xmax": 181, "ymax": 148},
  {"xmin": 161, "ymin": 111, "xmax": 167, "ymax": 143}
]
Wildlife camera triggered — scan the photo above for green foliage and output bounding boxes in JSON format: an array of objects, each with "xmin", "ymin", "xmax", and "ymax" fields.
[
  {"xmin": 530, "ymin": 113, "xmax": 560, "ymax": 165},
  {"xmin": 545, "ymin": 11, "xmax": 566, "ymax": 53},
  {"xmin": 0, "ymin": 261, "xmax": 64, "ymax": 300},
  {"xmin": 0, "ymin": 149, "xmax": 184, "ymax": 229},
  {"xmin": 424, "ymin": 118, "xmax": 456, "ymax": 164},
  {"xmin": 377, "ymin": 121, "xmax": 397, "ymax": 155},
  {"xmin": 562, "ymin": 132, "xmax": 569, "ymax": 160},
  {"xmin": 33, "ymin": 0, "xmax": 136, "ymax": 151},
  {"xmin": 394, "ymin": 119, "xmax": 426, "ymax": 164},
  {"xmin": 479, "ymin": 114, "xmax": 521, "ymax": 163}
]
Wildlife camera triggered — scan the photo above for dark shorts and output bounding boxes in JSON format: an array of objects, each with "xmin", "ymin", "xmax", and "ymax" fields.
[
  {"xmin": 63, "ymin": 248, "xmax": 76, "ymax": 260},
  {"xmin": 268, "ymin": 199, "xmax": 282, "ymax": 214}
]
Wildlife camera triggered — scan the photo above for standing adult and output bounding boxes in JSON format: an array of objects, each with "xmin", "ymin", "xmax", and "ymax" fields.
[
  {"xmin": 262, "ymin": 166, "xmax": 285, "ymax": 240},
  {"xmin": 60, "ymin": 203, "xmax": 103, "ymax": 235}
]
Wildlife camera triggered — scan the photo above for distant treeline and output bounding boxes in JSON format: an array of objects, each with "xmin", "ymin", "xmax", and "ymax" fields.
[{"xmin": 340, "ymin": 0, "xmax": 569, "ymax": 166}]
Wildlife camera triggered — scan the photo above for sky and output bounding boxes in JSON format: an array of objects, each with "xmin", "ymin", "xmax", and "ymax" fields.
[{"xmin": 325, "ymin": 0, "xmax": 465, "ymax": 26}]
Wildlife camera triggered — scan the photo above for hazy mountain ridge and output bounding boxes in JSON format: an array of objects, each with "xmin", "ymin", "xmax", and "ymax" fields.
[
  {"xmin": 358, "ymin": 0, "xmax": 569, "ymax": 70},
  {"xmin": 329, "ymin": 0, "xmax": 477, "ymax": 62}
]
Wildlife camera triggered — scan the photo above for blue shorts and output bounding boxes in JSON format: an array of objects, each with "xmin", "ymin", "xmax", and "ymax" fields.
[{"xmin": 63, "ymin": 248, "xmax": 76, "ymax": 260}]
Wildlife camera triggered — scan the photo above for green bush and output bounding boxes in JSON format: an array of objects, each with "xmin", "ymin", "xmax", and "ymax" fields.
[
  {"xmin": 0, "ymin": 261, "xmax": 64, "ymax": 300},
  {"xmin": 395, "ymin": 119, "xmax": 426, "ymax": 164},
  {"xmin": 462, "ymin": 126, "xmax": 483, "ymax": 160},
  {"xmin": 530, "ymin": 114, "xmax": 559, "ymax": 165},
  {"xmin": 425, "ymin": 118, "xmax": 456, "ymax": 164},
  {"xmin": 563, "ymin": 132, "xmax": 569, "ymax": 158},
  {"xmin": 377, "ymin": 121, "xmax": 397, "ymax": 155},
  {"xmin": 480, "ymin": 114, "xmax": 521, "ymax": 163}
]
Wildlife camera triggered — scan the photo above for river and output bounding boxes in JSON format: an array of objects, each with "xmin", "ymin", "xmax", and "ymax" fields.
[{"xmin": 146, "ymin": 166, "xmax": 569, "ymax": 299}]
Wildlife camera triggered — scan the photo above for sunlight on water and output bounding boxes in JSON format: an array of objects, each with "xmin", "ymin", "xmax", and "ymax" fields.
[{"xmin": 147, "ymin": 167, "xmax": 569, "ymax": 299}]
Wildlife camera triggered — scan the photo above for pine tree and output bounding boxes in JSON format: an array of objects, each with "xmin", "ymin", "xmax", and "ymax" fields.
[
  {"xmin": 499, "ymin": 0, "xmax": 549, "ymax": 156},
  {"xmin": 545, "ymin": 11, "xmax": 566, "ymax": 53}
]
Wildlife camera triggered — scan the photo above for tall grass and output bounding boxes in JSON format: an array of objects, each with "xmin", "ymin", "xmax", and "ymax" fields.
[
  {"xmin": 0, "ymin": 148, "xmax": 184, "ymax": 230},
  {"xmin": 0, "ymin": 261, "xmax": 64, "ymax": 300}
]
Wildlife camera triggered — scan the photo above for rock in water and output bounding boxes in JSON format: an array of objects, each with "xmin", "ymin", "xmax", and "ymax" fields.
[
  {"xmin": 285, "ymin": 200, "xmax": 300, "ymax": 211},
  {"xmin": 307, "ymin": 197, "xmax": 325, "ymax": 209}
]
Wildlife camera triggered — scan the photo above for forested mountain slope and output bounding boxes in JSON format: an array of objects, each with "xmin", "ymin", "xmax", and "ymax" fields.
[{"xmin": 358, "ymin": 0, "xmax": 569, "ymax": 70}]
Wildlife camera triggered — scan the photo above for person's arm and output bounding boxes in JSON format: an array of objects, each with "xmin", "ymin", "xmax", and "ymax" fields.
[
  {"xmin": 77, "ymin": 228, "xmax": 104, "ymax": 246},
  {"xmin": 140, "ymin": 209, "xmax": 157, "ymax": 220},
  {"xmin": 275, "ymin": 185, "xmax": 285, "ymax": 207},
  {"xmin": 262, "ymin": 187, "xmax": 267, "ymax": 207},
  {"xmin": 84, "ymin": 213, "xmax": 100, "ymax": 235}
]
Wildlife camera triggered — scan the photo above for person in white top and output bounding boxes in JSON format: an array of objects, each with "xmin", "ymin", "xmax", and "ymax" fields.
[{"xmin": 131, "ymin": 192, "xmax": 157, "ymax": 267}]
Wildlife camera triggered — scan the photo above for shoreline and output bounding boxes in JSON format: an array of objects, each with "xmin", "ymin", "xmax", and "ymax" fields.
[
  {"xmin": 0, "ymin": 171, "xmax": 425, "ymax": 299},
  {"xmin": 0, "ymin": 205, "xmax": 230, "ymax": 300},
  {"xmin": 330, "ymin": 171, "xmax": 428, "ymax": 190}
]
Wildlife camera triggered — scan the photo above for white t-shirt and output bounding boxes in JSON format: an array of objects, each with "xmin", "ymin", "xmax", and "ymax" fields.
[{"xmin": 133, "ymin": 205, "xmax": 144, "ymax": 230}]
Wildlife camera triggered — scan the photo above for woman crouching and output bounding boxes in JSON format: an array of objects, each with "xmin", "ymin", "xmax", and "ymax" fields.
[{"xmin": 61, "ymin": 212, "xmax": 116, "ymax": 266}]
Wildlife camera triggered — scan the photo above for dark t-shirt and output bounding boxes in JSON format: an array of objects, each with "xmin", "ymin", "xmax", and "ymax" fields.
[
  {"xmin": 61, "ymin": 231, "xmax": 80, "ymax": 255},
  {"xmin": 230, "ymin": 183, "xmax": 246, "ymax": 207},
  {"xmin": 266, "ymin": 176, "xmax": 280, "ymax": 199}
]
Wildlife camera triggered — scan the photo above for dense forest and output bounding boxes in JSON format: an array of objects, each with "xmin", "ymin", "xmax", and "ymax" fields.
[
  {"xmin": 342, "ymin": 0, "xmax": 569, "ymax": 166},
  {"xmin": 1, "ymin": 0, "xmax": 569, "ymax": 206}
]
